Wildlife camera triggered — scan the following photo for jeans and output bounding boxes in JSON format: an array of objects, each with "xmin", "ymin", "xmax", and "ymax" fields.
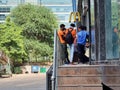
[
  {"xmin": 61, "ymin": 44, "xmax": 68, "ymax": 60},
  {"xmin": 60, "ymin": 43, "xmax": 70, "ymax": 64},
  {"xmin": 77, "ymin": 44, "xmax": 89, "ymax": 63},
  {"xmin": 68, "ymin": 43, "xmax": 74, "ymax": 63}
]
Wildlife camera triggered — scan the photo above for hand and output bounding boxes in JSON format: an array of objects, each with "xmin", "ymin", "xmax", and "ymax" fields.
[{"xmin": 85, "ymin": 42, "xmax": 90, "ymax": 48}]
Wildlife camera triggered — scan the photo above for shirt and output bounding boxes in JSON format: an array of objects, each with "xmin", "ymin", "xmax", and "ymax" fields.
[
  {"xmin": 65, "ymin": 28, "xmax": 76, "ymax": 39},
  {"xmin": 77, "ymin": 30, "xmax": 88, "ymax": 45},
  {"xmin": 58, "ymin": 29, "xmax": 66, "ymax": 44}
]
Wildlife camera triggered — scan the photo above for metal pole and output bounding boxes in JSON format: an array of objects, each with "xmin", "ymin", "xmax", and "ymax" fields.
[
  {"xmin": 52, "ymin": 30, "xmax": 57, "ymax": 90},
  {"xmin": 88, "ymin": 0, "xmax": 92, "ymax": 65},
  {"xmin": 72, "ymin": 0, "xmax": 76, "ymax": 12},
  {"xmin": 72, "ymin": 0, "xmax": 77, "ymax": 31},
  {"xmin": 7, "ymin": 57, "xmax": 12, "ymax": 76}
]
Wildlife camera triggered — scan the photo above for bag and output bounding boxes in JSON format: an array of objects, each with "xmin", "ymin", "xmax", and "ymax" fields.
[{"xmin": 65, "ymin": 29, "xmax": 74, "ymax": 44}]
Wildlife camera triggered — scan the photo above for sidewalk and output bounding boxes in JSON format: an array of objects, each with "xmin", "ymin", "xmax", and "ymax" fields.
[{"xmin": 0, "ymin": 73, "xmax": 46, "ymax": 90}]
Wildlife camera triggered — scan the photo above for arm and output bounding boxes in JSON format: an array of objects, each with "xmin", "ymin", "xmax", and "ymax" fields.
[
  {"xmin": 85, "ymin": 33, "xmax": 90, "ymax": 48},
  {"xmin": 74, "ymin": 34, "xmax": 77, "ymax": 44},
  {"xmin": 58, "ymin": 30, "xmax": 66, "ymax": 43},
  {"xmin": 86, "ymin": 34, "xmax": 89, "ymax": 43}
]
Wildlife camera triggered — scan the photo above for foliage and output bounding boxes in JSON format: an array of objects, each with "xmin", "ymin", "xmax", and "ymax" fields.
[
  {"xmin": 24, "ymin": 39, "xmax": 53, "ymax": 60},
  {"xmin": 10, "ymin": 4, "xmax": 58, "ymax": 63},
  {"xmin": 118, "ymin": 3, "xmax": 120, "ymax": 30},
  {"xmin": 13, "ymin": 67, "xmax": 22, "ymax": 74},
  {"xmin": 11, "ymin": 4, "xmax": 58, "ymax": 45},
  {"xmin": 111, "ymin": 2, "xmax": 119, "ymax": 27},
  {"xmin": 0, "ymin": 17, "xmax": 26, "ymax": 62}
]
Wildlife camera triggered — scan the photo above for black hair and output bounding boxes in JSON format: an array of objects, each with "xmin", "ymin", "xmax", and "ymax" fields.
[
  {"xmin": 61, "ymin": 28, "xmax": 66, "ymax": 31},
  {"xmin": 70, "ymin": 23, "xmax": 75, "ymax": 27},
  {"xmin": 83, "ymin": 26, "xmax": 87, "ymax": 30},
  {"xmin": 79, "ymin": 25, "xmax": 86, "ymax": 30},
  {"xmin": 60, "ymin": 24, "xmax": 65, "ymax": 28},
  {"xmin": 79, "ymin": 26, "xmax": 84, "ymax": 30}
]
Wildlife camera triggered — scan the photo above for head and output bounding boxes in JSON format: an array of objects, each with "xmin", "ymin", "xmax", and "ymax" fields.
[
  {"xmin": 60, "ymin": 24, "xmax": 65, "ymax": 30},
  {"xmin": 62, "ymin": 27, "xmax": 66, "ymax": 31},
  {"xmin": 83, "ymin": 26, "xmax": 87, "ymax": 30},
  {"xmin": 70, "ymin": 23, "xmax": 75, "ymax": 28},
  {"xmin": 113, "ymin": 27, "xmax": 118, "ymax": 33},
  {"xmin": 78, "ymin": 25, "xmax": 85, "ymax": 31}
]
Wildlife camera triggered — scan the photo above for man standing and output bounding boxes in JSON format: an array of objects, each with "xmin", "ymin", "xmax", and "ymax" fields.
[
  {"xmin": 112, "ymin": 27, "xmax": 119, "ymax": 59},
  {"xmin": 58, "ymin": 24, "xmax": 70, "ymax": 64},
  {"xmin": 76, "ymin": 26, "xmax": 89, "ymax": 64},
  {"xmin": 66, "ymin": 23, "xmax": 76, "ymax": 64}
]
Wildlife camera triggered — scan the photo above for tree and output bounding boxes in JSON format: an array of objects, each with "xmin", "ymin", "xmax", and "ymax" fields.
[
  {"xmin": 24, "ymin": 39, "xmax": 53, "ymax": 61},
  {"xmin": 11, "ymin": 4, "xmax": 58, "ymax": 45},
  {"xmin": 10, "ymin": 4, "xmax": 58, "ymax": 62},
  {"xmin": 0, "ymin": 17, "xmax": 26, "ymax": 64}
]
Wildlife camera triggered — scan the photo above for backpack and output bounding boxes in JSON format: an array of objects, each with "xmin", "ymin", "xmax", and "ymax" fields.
[{"xmin": 65, "ymin": 29, "xmax": 74, "ymax": 44}]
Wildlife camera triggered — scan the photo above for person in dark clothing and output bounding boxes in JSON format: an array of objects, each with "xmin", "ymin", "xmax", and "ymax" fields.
[
  {"xmin": 66, "ymin": 23, "xmax": 76, "ymax": 64},
  {"xmin": 75, "ymin": 26, "xmax": 89, "ymax": 64},
  {"xmin": 112, "ymin": 27, "xmax": 119, "ymax": 59}
]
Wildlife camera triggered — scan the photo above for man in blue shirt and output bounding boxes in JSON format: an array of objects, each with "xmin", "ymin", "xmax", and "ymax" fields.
[{"xmin": 76, "ymin": 26, "xmax": 89, "ymax": 64}]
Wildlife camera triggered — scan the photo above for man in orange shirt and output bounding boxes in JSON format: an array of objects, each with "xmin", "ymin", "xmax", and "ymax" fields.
[{"xmin": 58, "ymin": 24, "xmax": 70, "ymax": 64}]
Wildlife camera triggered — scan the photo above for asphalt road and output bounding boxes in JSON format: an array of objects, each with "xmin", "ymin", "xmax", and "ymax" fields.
[{"xmin": 0, "ymin": 73, "xmax": 46, "ymax": 90}]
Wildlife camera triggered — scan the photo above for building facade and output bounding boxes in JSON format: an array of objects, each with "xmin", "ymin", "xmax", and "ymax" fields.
[
  {"xmin": 41, "ymin": 0, "xmax": 73, "ymax": 28},
  {"xmin": 0, "ymin": 0, "xmax": 73, "ymax": 27}
]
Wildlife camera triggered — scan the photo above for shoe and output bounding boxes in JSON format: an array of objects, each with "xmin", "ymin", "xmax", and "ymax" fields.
[
  {"xmin": 72, "ymin": 62, "xmax": 78, "ymax": 65},
  {"xmin": 69, "ymin": 62, "xmax": 77, "ymax": 65},
  {"xmin": 66, "ymin": 58, "xmax": 70, "ymax": 63},
  {"xmin": 64, "ymin": 61, "xmax": 70, "ymax": 64}
]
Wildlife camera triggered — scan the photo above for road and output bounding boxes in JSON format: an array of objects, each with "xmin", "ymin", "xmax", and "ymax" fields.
[{"xmin": 0, "ymin": 73, "xmax": 46, "ymax": 90}]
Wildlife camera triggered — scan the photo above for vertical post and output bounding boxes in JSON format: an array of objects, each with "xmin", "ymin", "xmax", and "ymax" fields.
[
  {"xmin": 94, "ymin": 0, "xmax": 106, "ymax": 60},
  {"xmin": 72, "ymin": 0, "xmax": 76, "ymax": 12},
  {"xmin": 104, "ymin": 0, "xmax": 112, "ymax": 59},
  {"xmin": 52, "ymin": 30, "xmax": 57, "ymax": 90},
  {"xmin": 77, "ymin": 0, "xmax": 82, "ymax": 26},
  {"xmin": 72, "ymin": 0, "xmax": 78, "ymax": 32},
  {"xmin": 29, "ymin": 50, "xmax": 32, "ymax": 65},
  {"xmin": 88, "ymin": 0, "xmax": 92, "ymax": 64},
  {"xmin": 94, "ymin": 0, "xmax": 99, "ymax": 61},
  {"xmin": 7, "ymin": 57, "xmax": 12, "ymax": 76}
]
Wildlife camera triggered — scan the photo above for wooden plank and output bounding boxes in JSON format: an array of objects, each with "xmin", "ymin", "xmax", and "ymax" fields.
[
  {"xmin": 58, "ymin": 76, "xmax": 101, "ymax": 85},
  {"xmin": 58, "ymin": 86, "xmax": 102, "ymax": 90},
  {"xmin": 57, "ymin": 65, "xmax": 120, "ymax": 90},
  {"xmin": 58, "ymin": 65, "xmax": 120, "ymax": 76}
]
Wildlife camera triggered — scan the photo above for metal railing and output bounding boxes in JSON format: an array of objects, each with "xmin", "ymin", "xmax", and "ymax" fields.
[
  {"xmin": 46, "ymin": 65, "xmax": 53, "ymax": 90},
  {"xmin": 46, "ymin": 30, "xmax": 63, "ymax": 90},
  {"xmin": 52, "ymin": 30, "xmax": 65, "ymax": 90}
]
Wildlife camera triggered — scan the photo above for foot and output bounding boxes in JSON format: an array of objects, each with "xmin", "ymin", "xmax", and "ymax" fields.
[{"xmin": 69, "ymin": 62, "xmax": 77, "ymax": 65}]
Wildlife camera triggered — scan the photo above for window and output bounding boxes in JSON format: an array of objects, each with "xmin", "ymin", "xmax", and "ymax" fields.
[
  {"xmin": 0, "ymin": 0, "xmax": 7, "ymax": 4},
  {"xmin": 42, "ymin": 0, "xmax": 71, "ymax": 5},
  {"xmin": 20, "ymin": 0, "xmax": 25, "ymax": 4},
  {"xmin": 46, "ymin": 6, "xmax": 72, "ymax": 12},
  {"xmin": 57, "ymin": 14, "xmax": 69, "ymax": 21},
  {"xmin": 0, "ymin": 14, "xmax": 6, "ymax": 20},
  {"xmin": 0, "ymin": 7, "xmax": 10, "ymax": 12}
]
